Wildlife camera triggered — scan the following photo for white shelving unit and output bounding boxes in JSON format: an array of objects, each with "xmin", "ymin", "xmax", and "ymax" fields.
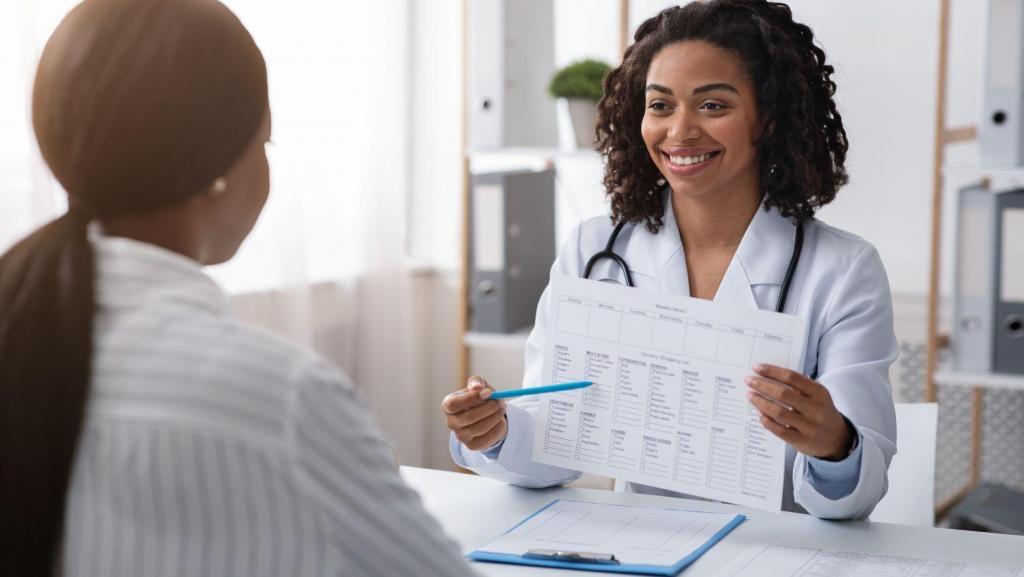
[
  {"xmin": 467, "ymin": 147, "xmax": 599, "ymax": 175},
  {"xmin": 926, "ymin": 0, "xmax": 1024, "ymax": 516},
  {"xmin": 456, "ymin": 0, "xmax": 629, "ymax": 383},
  {"xmin": 463, "ymin": 329, "xmax": 531, "ymax": 350},
  {"xmin": 933, "ymin": 370, "xmax": 1024, "ymax": 392}
]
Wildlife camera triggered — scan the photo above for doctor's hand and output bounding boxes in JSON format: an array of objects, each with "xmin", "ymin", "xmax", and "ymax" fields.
[
  {"xmin": 441, "ymin": 376, "xmax": 508, "ymax": 452},
  {"xmin": 744, "ymin": 364, "xmax": 855, "ymax": 462}
]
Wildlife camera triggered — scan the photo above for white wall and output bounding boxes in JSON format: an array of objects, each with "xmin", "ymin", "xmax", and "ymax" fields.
[{"xmin": 777, "ymin": 0, "xmax": 985, "ymax": 299}]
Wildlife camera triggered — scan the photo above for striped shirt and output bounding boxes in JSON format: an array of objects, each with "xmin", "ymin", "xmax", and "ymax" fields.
[{"xmin": 61, "ymin": 235, "xmax": 478, "ymax": 577}]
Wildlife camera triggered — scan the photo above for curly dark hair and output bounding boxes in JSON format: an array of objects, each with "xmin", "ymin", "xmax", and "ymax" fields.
[{"xmin": 596, "ymin": 0, "xmax": 849, "ymax": 231}]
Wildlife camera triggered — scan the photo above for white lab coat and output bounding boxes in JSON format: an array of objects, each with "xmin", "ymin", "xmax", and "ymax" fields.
[{"xmin": 452, "ymin": 191, "xmax": 898, "ymax": 520}]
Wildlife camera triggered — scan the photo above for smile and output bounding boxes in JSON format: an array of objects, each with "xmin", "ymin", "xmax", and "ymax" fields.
[
  {"xmin": 661, "ymin": 150, "xmax": 721, "ymax": 175},
  {"xmin": 668, "ymin": 152, "xmax": 718, "ymax": 166}
]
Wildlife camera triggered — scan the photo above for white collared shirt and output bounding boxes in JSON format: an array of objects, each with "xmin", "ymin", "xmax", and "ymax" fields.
[
  {"xmin": 62, "ymin": 235, "xmax": 478, "ymax": 577},
  {"xmin": 452, "ymin": 193, "xmax": 898, "ymax": 520}
]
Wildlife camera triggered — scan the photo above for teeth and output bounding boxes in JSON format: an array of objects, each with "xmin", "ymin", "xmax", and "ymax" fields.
[{"xmin": 668, "ymin": 152, "xmax": 715, "ymax": 166}]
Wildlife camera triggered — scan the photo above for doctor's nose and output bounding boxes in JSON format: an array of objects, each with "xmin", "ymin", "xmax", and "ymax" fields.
[{"xmin": 667, "ymin": 109, "xmax": 702, "ymax": 142}]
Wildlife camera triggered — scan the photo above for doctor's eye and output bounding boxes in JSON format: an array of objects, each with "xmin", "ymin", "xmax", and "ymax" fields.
[{"xmin": 647, "ymin": 101, "xmax": 671, "ymax": 113}]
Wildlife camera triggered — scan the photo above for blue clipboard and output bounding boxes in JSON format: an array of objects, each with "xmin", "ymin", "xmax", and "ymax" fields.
[{"xmin": 467, "ymin": 499, "xmax": 746, "ymax": 576}]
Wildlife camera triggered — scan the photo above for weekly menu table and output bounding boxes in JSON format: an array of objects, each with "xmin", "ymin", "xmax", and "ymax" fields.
[{"xmin": 533, "ymin": 276, "xmax": 808, "ymax": 511}]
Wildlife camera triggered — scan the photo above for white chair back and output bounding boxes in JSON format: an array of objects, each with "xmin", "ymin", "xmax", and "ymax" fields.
[{"xmin": 870, "ymin": 402, "xmax": 938, "ymax": 526}]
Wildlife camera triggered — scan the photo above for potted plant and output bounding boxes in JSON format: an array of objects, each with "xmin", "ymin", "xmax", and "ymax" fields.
[{"xmin": 548, "ymin": 59, "xmax": 611, "ymax": 149}]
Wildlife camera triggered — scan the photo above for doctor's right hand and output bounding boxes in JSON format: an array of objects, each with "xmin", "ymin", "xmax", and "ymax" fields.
[{"xmin": 441, "ymin": 376, "xmax": 508, "ymax": 451}]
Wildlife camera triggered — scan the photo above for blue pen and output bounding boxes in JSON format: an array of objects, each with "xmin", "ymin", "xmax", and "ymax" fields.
[{"xmin": 489, "ymin": 381, "xmax": 593, "ymax": 400}]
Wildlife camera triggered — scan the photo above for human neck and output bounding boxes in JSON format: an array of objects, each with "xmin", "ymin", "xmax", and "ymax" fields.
[
  {"xmin": 98, "ymin": 199, "xmax": 211, "ymax": 264},
  {"xmin": 671, "ymin": 184, "xmax": 761, "ymax": 253}
]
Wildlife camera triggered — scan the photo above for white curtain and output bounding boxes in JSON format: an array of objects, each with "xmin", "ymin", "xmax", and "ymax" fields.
[
  {"xmin": 1, "ymin": 0, "xmax": 430, "ymax": 466},
  {"xmin": 0, "ymin": 0, "xmax": 73, "ymax": 248}
]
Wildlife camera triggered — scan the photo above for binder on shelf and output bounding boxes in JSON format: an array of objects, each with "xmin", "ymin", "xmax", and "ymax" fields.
[
  {"xmin": 470, "ymin": 169, "xmax": 555, "ymax": 334},
  {"xmin": 994, "ymin": 191, "xmax": 1024, "ymax": 374},
  {"xmin": 467, "ymin": 0, "xmax": 557, "ymax": 150},
  {"xmin": 953, "ymin": 186, "xmax": 1024, "ymax": 376},
  {"xmin": 981, "ymin": 0, "xmax": 1024, "ymax": 167},
  {"xmin": 953, "ymin": 185, "xmax": 998, "ymax": 373}
]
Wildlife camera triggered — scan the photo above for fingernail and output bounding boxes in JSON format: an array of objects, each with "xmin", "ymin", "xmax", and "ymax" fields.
[
  {"xmin": 480, "ymin": 389, "xmax": 492, "ymax": 399},
  {"xmin": 746, "ymin": 391, "xmax": 755, "ymax": 401},
  {"xmin": 468, "ymin": 379, "xmax": 483, "ymax": 390},
  {"xmin": 744, "ymin": 376, "xmax": 756, "ymax": 386},
  {"xmin": 753, "ymin": 364, "xmax": 766, "ymax": 373}
]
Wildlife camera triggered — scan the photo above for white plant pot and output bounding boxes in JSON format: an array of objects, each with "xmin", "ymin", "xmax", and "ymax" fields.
[{"xmin": 566, "ymin": 98, "xmax": 599, "ymax": 149}]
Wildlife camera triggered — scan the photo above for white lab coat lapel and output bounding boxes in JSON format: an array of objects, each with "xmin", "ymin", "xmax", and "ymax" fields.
[
  {"xmin": 725, "ymin": 203, "xmax": 800, "ymax": 311},
  {"xmin": 619, "ymin": 190, "xmax": 690, "ymax": 296},
  {"xmin": 713, "ymin": 256, "xmax": 759, "ymax": 310},
  {"xmin": 622, "ymin": 190, "xmax": 797, "ymax": 312}
]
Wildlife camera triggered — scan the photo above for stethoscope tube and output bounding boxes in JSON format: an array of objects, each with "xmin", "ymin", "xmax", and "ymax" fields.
[
  {"xmin": 581, "ymin": 220, "xmax": 634, "ymax": 288},
  {"xmin": 583, "ymin": 219, "xmax": 804, "ymax": 314},
  {"xmin": 776, "ymin": 223, "xmax": 804, "ymax": 313}
]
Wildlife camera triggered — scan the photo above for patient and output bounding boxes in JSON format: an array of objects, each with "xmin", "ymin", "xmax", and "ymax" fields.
[{"xmin": 0, "ymin": 0, "xmax": 477, "ymax": 575}]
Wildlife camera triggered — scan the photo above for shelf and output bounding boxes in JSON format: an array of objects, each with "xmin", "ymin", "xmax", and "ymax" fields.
[
  {"xmin": 941, "ymin": 165, "xmax": 1024, "ymax": 189},
  {"xmin": 942, "ymin": 165, "xmax": 1024, "ymax": 177},
  {"xmin": 468, "ymin": 146, "xmax": 600, "ymax": 174},
  {"xmin": 463, "ymin": 329, "xmax": 531, "ymax": 349},
  {"xmin": 932, "ymin": 370, "xmax": 1024, "ymax": 391}
]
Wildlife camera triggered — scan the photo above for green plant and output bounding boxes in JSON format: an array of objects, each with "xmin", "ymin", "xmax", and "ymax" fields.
[{"xmin": 548, "ymin": 59, "xmax": 611, "ymax": 102}]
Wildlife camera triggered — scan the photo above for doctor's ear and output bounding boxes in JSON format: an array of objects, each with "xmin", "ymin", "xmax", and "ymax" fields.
[
  {"xmin": 208, "ymin": 177, "xmax": 228, "ymax": 197},
  {"xmin": 754, "ymin": 119, "xmax": 775, "ymax": 146}
]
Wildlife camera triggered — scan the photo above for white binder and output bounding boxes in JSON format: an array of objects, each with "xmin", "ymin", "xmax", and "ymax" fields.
[
  {"xmin": 981, "ymin": 0, "xmax": 1024, "ymax": 167},
  {"xmin": 953, "ymin": 185, "xmax": 998, "ymax": 372}
]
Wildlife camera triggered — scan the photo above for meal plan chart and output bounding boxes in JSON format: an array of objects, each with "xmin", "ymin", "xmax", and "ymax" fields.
[{"xmin": 534, "ymin": 276, "xmax": 808, "ymax": 511}]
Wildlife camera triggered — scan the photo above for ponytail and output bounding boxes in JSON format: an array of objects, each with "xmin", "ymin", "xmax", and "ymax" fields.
[
  {"xmin": 1, "ymin": 0, "xmax": 268, "ymax": 571},
  {"xmin": 0, "ymin": 211, "xmax": 95, "ymax": 575}
]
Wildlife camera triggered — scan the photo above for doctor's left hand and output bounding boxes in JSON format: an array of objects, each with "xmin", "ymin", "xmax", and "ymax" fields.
[{"xmin": 744, "ymin": 364, "xmax": 855, "ymax": 462}]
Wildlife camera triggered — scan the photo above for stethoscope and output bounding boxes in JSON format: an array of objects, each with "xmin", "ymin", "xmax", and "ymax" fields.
[{"xmin": 583, "ymin": 218, "xmax": 805, "ymax": 314}]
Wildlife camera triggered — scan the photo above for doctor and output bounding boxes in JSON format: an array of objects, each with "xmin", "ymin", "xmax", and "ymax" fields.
[{"xmin": 442, "ymin": 0, "xmax": 897, "ymax": 520}]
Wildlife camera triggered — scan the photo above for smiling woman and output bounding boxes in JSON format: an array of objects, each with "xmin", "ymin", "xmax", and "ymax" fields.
[{"xmin": 597, "ymin": 0, "xmax": 849, "ymax": 232}]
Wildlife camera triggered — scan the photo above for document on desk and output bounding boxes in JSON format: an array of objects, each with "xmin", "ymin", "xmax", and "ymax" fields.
[
  {"xmin": 470, "ymin": 499, "xmax": 744, "ymax": 573},
  {"xmin": 713, "ymin": 543, "xmax": 1023, "ymax": 577},
  {"xmin": 534, "ymin": 276, "xmax": 808, "ymax": 511}
]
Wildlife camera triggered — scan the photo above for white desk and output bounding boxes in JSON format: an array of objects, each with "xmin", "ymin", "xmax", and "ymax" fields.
[{"xmin": 401, "ymin": 466, "xmax": 1023, "ymax": 576}]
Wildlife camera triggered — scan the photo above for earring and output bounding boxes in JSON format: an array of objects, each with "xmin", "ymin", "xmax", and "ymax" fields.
[
  {"xmin": 210, "ymin": 177, "xmax": 227, "ymax": 196},
  {"xmin": 648, "ymin": 177, "xmax": 666, "ymax": 196}
]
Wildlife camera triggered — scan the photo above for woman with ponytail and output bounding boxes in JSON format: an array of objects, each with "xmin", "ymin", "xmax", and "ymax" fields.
[
  {"xmin": 444, "ymin": 0, "xmax": 898, "ymax": 520},
  {"xmin": 0, "ymin": 1, "xmax": 478, "ymax": 575}
]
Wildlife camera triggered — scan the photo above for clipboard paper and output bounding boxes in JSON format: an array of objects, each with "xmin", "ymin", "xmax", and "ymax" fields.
[{"xmin": 468, "ymin": 499, "xmax": 744, "ymax": 575}]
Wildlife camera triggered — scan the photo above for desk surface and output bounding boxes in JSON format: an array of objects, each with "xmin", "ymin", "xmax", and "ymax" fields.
[{"xmin": 401, "ymin": 467, "xmax": 1023, "ymax": 576}]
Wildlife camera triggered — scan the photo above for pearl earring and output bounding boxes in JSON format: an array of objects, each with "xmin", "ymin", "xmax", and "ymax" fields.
[
  {"xmin": 211, "ymin": 177, "xmax": 227, "ymax": 196},
  {"xmin": 648, "ymin": 177, "xmax": 666, "ymax": 196}
]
